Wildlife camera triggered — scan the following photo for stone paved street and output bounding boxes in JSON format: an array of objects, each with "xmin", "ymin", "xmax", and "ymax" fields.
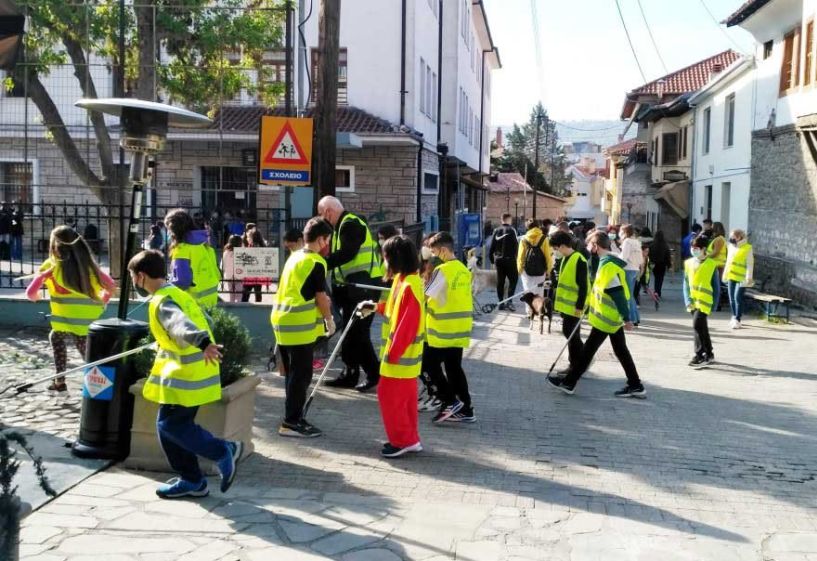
[{"xmin": 11, "ymin": 277, "xmax": 817, "ymax": 560}]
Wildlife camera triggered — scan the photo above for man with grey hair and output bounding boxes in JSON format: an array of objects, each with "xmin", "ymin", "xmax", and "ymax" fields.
[{"xmin": 317, "ymin": 196, "xmax": 384, "ymax": 392}]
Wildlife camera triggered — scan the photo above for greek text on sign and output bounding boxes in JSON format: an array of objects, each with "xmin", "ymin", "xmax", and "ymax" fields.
[
  {"xmin": 83, "ymin": 365, "xmax": 115, "ymax": 401},
  {"xmin": 258, "ymin": 116, "xmax": 313, "ymax": 187},
  {"xmin": 233, "ymin": 247, "xmax": 280, "ymax": 281}
]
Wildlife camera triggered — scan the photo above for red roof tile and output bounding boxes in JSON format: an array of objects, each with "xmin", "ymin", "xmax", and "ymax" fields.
[
  {"xmin": 486, "ymin": 172, "xmax": 531, "ymax": 193},
  {"xmin": 204, "ymin": 105, "xmax": 396, "ymax": 134},
  {"xmin": 629, "ymin": 50, "xmax": 740, "ymax": 96},
  {"xmin": 604, "ymin": 138, "xmax": 645, "ymax": 156}
]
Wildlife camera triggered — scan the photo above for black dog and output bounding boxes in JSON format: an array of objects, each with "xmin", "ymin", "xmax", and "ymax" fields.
[{"xmin": 519, "ymin": 292, "xmax": 551, "ymax": 335}]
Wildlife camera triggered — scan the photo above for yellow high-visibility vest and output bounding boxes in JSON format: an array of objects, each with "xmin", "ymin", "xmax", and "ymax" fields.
[
  {"xmin": 554, "ymin": 251, "xmax": 588, "ymax": 318},
  {"xmin": 707, "ymin": 236, "xmax": 728, "ymax": 268},
  {"xmin": 378, "ymin": 288, "xmax": 390, "ymax": 360},
  {"xmin": 271, "ymin": 250, "xmax": 327, "ymax": 346},
  {"xmin": 330, "ymin": 213, "xmax": 384, "ymax": 283},
  {"xmin": 587, "ymin": 260, "xmax": 630, "ymax": 334},
  {"xmin": 144, "ymin": 285, "xmax": 221, "ymax": 407},
  {"xmin": 41, "ymin": 258, "xmax": 105, "ymax": 336},
  {"xmin": 171, "ymin": 242, "xmax": 221, "ymax": 309},
  {"xmin": 381, "ymin": 274, "xmax": 425, "ymax": 379},
  {"xmin": 426, "ymin": 259, "xmax": 473, "ymax": 348},
  {"xmin": 724, "ymin": 242, "xmax": 752, "ymax": 283},
  {"xmin": 685, "ymin": 257, "xmax": 718, "ymax": 315}
]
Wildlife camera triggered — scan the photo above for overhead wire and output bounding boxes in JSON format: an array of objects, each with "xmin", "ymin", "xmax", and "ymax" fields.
[
  {"xmin": 636, "ymin": 0, "xmax": 668, "ymax": 74},
  {"xmin": 698, "ymin": 0, "xmax": 749, "ymax": 54},
  {"xmin": 614, "ymin": 0, "xmax": 648, "ymax": 82}
]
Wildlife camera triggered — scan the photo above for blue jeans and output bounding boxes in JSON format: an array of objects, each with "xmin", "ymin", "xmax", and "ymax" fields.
[
  {"xmin": 727, "ymin": 280, "xmax": 745, "ymax": 321},
  {"xmin": 10, "ymin": 235, "xmax": 22, "ymax": 260},
  {"xmin": 713, "ymin": 274, "xmax": 722, "ymax": 312},
  {"xmin": 157, "ymin": 404, "xmax": 228, "ymax": 483},
  {"xmin": 624, "ymin": 270, "xmax": 640, "ymax": 324}
]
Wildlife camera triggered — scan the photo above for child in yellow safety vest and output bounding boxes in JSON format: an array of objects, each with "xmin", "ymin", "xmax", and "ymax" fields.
[
  {"xmin": 723, "ymin": 229, "xmax": 754, "ymax": 330},
  {"xmin": 26, "ymin": 226, "xmax": 116, "ymax": 392},
  {"xmin": 165, "ymin": 209, "xmax": 221, "ymax": 310},
  {"xmin": 362, "ymin": 235, "xmax": 425, "ymax": 459},
  {"xmin": 424, "ymin": 231, "xmax": 476, "ymax": 424},
  {"xmin": 684, "ymin": 235, "xmax": 719, "ymax": 368},
  {"xmin": 127, "ymin": 249, "xmax": 242, "ymax": 500}
]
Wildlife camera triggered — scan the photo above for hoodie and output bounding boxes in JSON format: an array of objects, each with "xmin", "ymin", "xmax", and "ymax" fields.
[
  {"xmin": 597, "ymin": 253, "xmax": 630, "ymax": 323},
  {"xmin": 517, "ymin": 227, "xmax": 553, "ymax": 275},
  {"xmin": 170, "ymin": 230, "xmax": 211, "ymax": 290}
]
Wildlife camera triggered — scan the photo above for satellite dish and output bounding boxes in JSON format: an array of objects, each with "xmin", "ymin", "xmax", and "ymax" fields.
[{"xmin": 74, "ymin": 98, "xmax": 211, "ymax": 128}]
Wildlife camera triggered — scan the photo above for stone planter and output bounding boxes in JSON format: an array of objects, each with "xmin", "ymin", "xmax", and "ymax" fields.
[{"xmin": 125, "ymin": 375, "xmax": 261, "ymax": 474}]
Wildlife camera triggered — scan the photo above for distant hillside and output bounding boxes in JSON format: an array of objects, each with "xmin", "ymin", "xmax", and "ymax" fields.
[{"xmin": 493, "ymin": 120, "xmax": 636, "ymax": 150}]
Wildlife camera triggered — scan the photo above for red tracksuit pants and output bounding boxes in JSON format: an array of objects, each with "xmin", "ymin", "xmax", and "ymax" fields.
[{"xmin": 377, "ymin": 376, "xmax": 420, "ymax": 448}]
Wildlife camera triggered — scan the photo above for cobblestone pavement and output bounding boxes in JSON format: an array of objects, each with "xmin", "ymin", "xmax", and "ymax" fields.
[{"xmin": 13, "ymin": 277, "xmax": 817, "ymax": 560}]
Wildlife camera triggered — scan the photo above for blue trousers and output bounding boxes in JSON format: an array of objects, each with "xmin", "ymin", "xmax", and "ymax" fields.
[
  {"xmin": 624, "ymin": 270, "xmax": 640, "ymax": 324},
  {"xmin": 157, "ymin": 404, "xmax": 228, "ymax": 483},
  {"xmin": 727, "ymin": 280, "xmax": 745, "ymax": 321}
]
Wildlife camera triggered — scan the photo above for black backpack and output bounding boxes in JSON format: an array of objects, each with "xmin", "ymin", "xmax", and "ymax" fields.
[{"xmin": 523, "ymin": 238, "xmax": 547, "ymax": 276}]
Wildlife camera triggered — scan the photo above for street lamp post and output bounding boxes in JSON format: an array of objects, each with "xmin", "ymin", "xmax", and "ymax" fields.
[{"xmin": 514, "ymin": 198, "xmax": 520, "ymax": 228}]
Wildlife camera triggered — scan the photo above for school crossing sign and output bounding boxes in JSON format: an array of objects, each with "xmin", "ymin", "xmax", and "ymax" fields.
[{"xmin": 258, "ymin": 116, "xmax": 313, "ymax": 187}]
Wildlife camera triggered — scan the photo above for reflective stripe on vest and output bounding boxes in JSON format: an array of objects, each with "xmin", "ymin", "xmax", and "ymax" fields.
[
  {"xmin": 685, "ymin": 257, "xmax": 718, "ymax": 315},
  {"xmin": 171, "ymin": 243, "xmax": 221, "ymax": 309},
  {"xmin": 43, "ymin": 259, "xmax": 106, "ymax": 336},
  {"xmin": 587, "ymin": 261, "xmax": 629, "ymax": 334},
  {"xmin": 270, "ymin": 250, "xmax": 327, "ymax": 346},
  {"xmin": 426, "ymin": 259, "xmax": 473, "ymax": 348},
  {"xmin": 378, "ymin": 288, "xmax": 391, "ymax": 360},
  {"xmin": 380, "ymin": 274, "xmax": 425, "ymax": 378},
  {"xmin": 707, "ymin": 236, "xmax": 728, "ymax": 267},
  {"xmin": 554, "ymin": 251, "xmax": 588, "ymax": 318},
  {"xmin": 330, "ymin": 213, "xmax": 384, "ymax": 282},
  {"xmin": 144, "ymin": 285, "xmax": 221, "ymax": 407},
  {"xmin": 725, "ymin": 243, "xmax": 752, "ymax": 282}
]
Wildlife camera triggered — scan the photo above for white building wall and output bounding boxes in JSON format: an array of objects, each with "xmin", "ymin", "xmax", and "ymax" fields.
[{"xmin": 691, "ymin": 64, "xmax": 755, "ymax": 232}]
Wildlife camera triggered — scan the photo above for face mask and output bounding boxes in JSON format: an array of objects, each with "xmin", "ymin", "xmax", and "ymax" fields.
[
  {"xmin": 729, "ymin": 237, "xmax": 738, "ymax": 245},
  {"xmin": 609, "ymin": 233, "xmax": 617, "ymax": 240},
  {"xmin": 430, "ymin": 256, "xmax": 443, "ymax": 267},
  {"xmin": 134, "ymin": 276, "xmax": 150, "ymax": 298},
  {"xmin": 691, "ymin": 248, "xmax": 704, "ymax": 259}
]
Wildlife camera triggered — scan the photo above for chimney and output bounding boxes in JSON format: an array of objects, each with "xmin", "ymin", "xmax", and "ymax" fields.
[
  {"xmin": 656, "ymin": 78, "xmax": 666, "ymax": 101},
  {"xmin": 496, "ymin": 127, "xmax": 503, "ymax": 148},
  {"xmin": 709, "ymin": 62, "xmax": 724, "ymax": 82}
]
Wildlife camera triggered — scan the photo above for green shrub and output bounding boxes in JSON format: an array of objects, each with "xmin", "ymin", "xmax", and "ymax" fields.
[{"xmin": 132, "ymin": 307, "xmax": 251, "ymax": 387}]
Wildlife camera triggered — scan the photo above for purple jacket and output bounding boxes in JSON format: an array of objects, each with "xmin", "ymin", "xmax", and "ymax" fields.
[{"xmin": 170, "ymin": 230, "xmax": 210, "ymax": 289}]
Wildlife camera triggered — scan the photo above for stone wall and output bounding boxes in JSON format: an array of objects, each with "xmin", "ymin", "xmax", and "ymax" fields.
[
  {"xmin": 485, "ymin": 192, "xmax": 566, "ymax": 227},
  {"xmin": 620, "ymin": 163, "xmax": 653, "ymax": 228},
  {"xmin": 749, "ymin": 125, "xmax": 817, "ymax": 308}
]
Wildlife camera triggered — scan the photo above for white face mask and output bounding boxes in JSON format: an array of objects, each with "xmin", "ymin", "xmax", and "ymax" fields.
[{"xmin": 692, "ymin": 248, "xmax": 704, "ymax": 259}]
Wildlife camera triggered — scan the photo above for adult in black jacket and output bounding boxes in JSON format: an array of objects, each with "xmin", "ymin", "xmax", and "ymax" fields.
[
  {"xmin": 318, "ymin": 196, "xmax": 382, "ymax": 392},
  {"xmin": 490, "ymin": 213, "xmax": 519, "ymax": 311}
]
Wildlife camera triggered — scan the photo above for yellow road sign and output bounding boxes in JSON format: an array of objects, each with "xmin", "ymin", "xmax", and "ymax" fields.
[{"xmin": 258, "ymin": 116, "xmax": 313, "ymax": 186}]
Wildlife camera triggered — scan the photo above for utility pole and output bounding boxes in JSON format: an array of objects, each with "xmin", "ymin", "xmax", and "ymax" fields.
[
  {"xmin": 313, "ymin": 0, "xmax": 340, "ymax": 207},
  {"xmin": 532, "ymin": 110, "xmax": 542, "ymax": 219},
  {"xmin": 284, "ymin": 1, "xmax": 294, "ymax": 226}
]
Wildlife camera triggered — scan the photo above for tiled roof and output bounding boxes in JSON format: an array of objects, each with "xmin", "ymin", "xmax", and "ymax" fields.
[
  {"xmin": 604, "ymin": 138, "xmax": 645, "ymax": 156},
  {"xmin": 629, "ymin": 50, "xmax": 740, "ymax": 96},
  {"xmin": 203, "ymin": 105, "xmax": 397, "ymax": 134},
  {"xmin": 724, "ymin": 0, "xmax": 772, "ymax": 27},
  {"xmin": 486, "ymin": 172, "xmax": 531, "ymax": 193}
]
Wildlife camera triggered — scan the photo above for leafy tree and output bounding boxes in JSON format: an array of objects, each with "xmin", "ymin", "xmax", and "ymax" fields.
[{"xmin": 8, "ymin": 0, "xmax": 285, "ymax": 274}]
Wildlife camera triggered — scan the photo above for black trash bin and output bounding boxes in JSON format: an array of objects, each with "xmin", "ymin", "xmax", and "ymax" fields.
[{"xmin": 71, "ymin": 318, "xmax": 149, "ymax": 460}]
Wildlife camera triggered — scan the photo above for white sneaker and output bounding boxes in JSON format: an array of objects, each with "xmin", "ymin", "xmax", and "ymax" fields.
[
  {"xmin": 418, "ymin": 396, "xmax": 441, "ymax": 412},
  {"xmin": 728, "ymin": 318, "xmax": 738, "ymax": 329},
  {"xmin": 733, "ymin": 320, "xmax": 742, "ymax": 330}
]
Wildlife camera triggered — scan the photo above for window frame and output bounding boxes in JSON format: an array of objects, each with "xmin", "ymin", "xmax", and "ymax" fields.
[
  {"xmin": 0, "ymin": 160, "xmax": 37, "ymax": 206},
  {"xmin": 422, "ymin": 170, "xmax": 440, "ymax": 194},
  {"xmin": 724, "ymin": 93, "xmax": 736, "ymax": 148},
  {"xmin": 763, "ymin": 40, "xmax": 774, "ymax": 60},
  {"xmin": 335, "ymin": 165, "xmax": 355, "ymax": 193},
  {"xmin": 804, "ymin": 19, "xmax": 815, "ymax": 86},
  {"xmin": 661, "ymin": 132, "xmax": 679, "ymax": 166},
  {"xmin": 311, "ymin": 48, "xmax": 348, "ymax": 106},
  {"xmin": 702, "ymin": 107, "xmax": 712, "ymax": 155},
  {"xmin": 780, "ymin": 26, "xmax": 801, "ymax": 95},
  {"xmin": 419, "ymin": 57, "xmax": 426, "ymax": 115}
]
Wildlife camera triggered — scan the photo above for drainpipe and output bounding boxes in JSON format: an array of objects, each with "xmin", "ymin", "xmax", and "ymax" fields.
[
  {"xmin": 688, "ymin": 108, "xmax": 698, "ymax": 231},
  {"xmin": 416, "ymin": 137, "xmax": 424, "ymax": 223},
  {"xmin": 400, "ymin": 0, "xmax": 407, "ymax": 126},
  {"xmin": 478, "ymin": 50, "xmax": 489, "ymax": 177},
  {"xmin": 436, "ymin": 0, "xmax": 444, "ymax": 229}
]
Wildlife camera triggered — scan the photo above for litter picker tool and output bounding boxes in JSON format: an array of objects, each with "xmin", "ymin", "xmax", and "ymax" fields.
[
  {"xmin": 339, "ymin": 282, "xmax": 389, "ymax": 292},
  {"xmin": 0, "ymin": 342, "xmax": 157, "ymax": 398},
  {"xmin": 481, "ymin": 280, "xmax": 551, "ymax": 314},
  {"xmin": 547, "ymin": 311, "xmax": 586, "ymax": 375},
  {"xmin": 302, "ymin": 301, "xmax": 374, "ymax": 418}
]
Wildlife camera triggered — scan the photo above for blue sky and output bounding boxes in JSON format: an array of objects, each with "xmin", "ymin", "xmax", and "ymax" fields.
[{"xmin": 483, "ymin": 0, "xmax": 756, "ymax": 126}]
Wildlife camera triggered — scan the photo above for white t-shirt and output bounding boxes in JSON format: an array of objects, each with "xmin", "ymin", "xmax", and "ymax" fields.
[{"xmin": 619, "ymin": 237, "xmax": 644, "ymax": 271}]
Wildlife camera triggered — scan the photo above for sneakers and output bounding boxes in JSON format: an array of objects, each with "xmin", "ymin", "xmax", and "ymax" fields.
[
  {"xmin": 498, "ymin": 303, "xmax": 507, "ymax": 311},
  {"xmin": 446, "ymin": 408, "xmax": 476, "ymax": 423},
  {"xmin": 506, "ymin": 303, "xmax": 516, "ymax": 312},
  {"xmin": 355, "ymin": 376, "xmax": 379, "ymax": 393},
  {"xmin": 278, "ymin": 420, "xmax": 323, "ymax": 438},
  {"xmin": 419, "ymin": 396, "xmax": 442, "ymax": 412},
  {"xmin": 312, "ymin": 358, "xmax": 326, "ymax": 371},
  {"xmin": 729, "ymin": 318, "xmax": 742, "ymax": 330},
  {"xmin": 217, "ymin": 440, "xmax": 243, "ymax": 493},
  {"xmin": 689, "ymin": 354, "xmax": 714, "ymax": 369},
  {"xmin": 546, "ymin": 375, "xmax": 575, "ymax": 395},
  {"xmin": 156, "ymin": 477, "xmax": 209, "ymax": 499},
  {"xmin": 381, "ymin": 441, "xmax": 423, "ymax": 458},
  {"xmin": 325, "ymin": 368, "xmax": 359, "ymax": 388},
  {"xmin": 432, "ymin": 400, "xmax": 464, "ymax": 424},
  {"xmin": 614, "ymin": 384, "xmax": 647, "ymax": 398}
]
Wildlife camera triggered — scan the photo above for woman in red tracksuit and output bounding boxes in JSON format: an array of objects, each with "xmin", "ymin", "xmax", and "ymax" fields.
[{"xmin": 368, "ymin": 235, "xmax": 425, "ymax": 459}]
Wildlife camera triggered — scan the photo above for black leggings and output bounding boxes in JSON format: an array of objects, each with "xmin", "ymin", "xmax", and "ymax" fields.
[
  {"xmin": 564, "ymin": 327, "xmax": 641, "ymax": 388},
  {"xmin": 241, "ymin": 284, "xmax": 262, "ymax": 302},
  {"xmin": 279, "ymin": 343, "xmax": 315, "ymax": 424}
]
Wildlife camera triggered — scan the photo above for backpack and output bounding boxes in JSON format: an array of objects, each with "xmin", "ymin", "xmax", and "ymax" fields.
[{"xmin": 523, "ymin": 237, "xmax": 547, "ymax": 276}]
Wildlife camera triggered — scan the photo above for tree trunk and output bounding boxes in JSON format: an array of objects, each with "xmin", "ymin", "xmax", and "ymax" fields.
[
  {"xmin": 134, "ymin": 3, "xmax": 157, "ymax": 102},
  {"xmin": 312, "ymin": 0, "xmax": 341, "ymax": 205}
]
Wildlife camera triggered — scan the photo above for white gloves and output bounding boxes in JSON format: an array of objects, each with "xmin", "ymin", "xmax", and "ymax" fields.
[
  {"xmin": 356, "ymin": 300, "xmax": 377, "ymax": 318},
  {"xmin": 324, "ymin": 317, "xmax": 337, "ymax": 337}
]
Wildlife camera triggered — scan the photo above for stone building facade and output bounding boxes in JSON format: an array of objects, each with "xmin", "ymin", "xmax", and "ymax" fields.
[{"xmin": 749, "ymin": 125, "xmax": 817, "ymax": 308}]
